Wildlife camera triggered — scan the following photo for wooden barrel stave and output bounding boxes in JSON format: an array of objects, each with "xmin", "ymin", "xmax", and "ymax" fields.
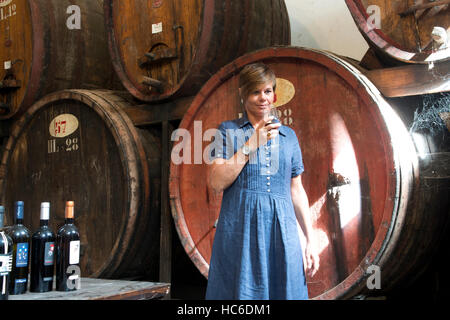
[
  {"xmin": 104, "ymin": 0, "xmax": 291, "ymax": 102},
  {"xmin": 169, "ymin": 47, "xmax": 450, "ymax": 299},
  {"xmin": 0, "ymin": 0, "xmax": 121, "ymax": 120},
  {"xmin": 0, "ymin": 89, "xmax": 161, "ymax": 279}
]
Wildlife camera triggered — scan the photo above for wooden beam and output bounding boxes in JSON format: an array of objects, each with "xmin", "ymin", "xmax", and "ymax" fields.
[
  {"xmin": 363, "ymin": 60, "xmax": 450, "ymax": 97},
  {"xmin": 159, "ymin": 120, "xmax": 174, "ymax": 299},
  {"xmin": 124, "ymin": 96, "xmax": 193, "ymax": 126},
  {"xmin": 359, "ymin": 48, "xmax": 388, "ymax": 70}
]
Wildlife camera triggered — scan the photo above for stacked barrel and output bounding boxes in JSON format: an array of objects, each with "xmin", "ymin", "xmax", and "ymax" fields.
[
  {"xmin": 0, "ymin": 0, "xmax": 123, "ymax": 120},
  {"xmin": 0, "ymin": 0, "xmax": 122, "ymax": 179},
  {"xmin": 345, "ymin": 0, "xmax": 449, "ymax": 65},
  {"xmin": 0, "ymin": 0, "xmax": 130, "ymax": 278},
  {"xmin": 0, "ymin": 0, "xmax": 291, "ymax": 280},
  {"xmin": 104, "ymin": 0, "xmax": 290, "ymax": 102}
]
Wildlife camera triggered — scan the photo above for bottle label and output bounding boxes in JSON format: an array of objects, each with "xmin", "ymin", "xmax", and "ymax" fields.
[
  {"xmin": 0, "ymin": 231, "xmax": 12, "ymax": 276},
  {"xmin": 15, "ymin": 278, "xmax": 27, "ymax": 284},
  {"xmin": 69, "ymin": 240, "xmax": 80, "ymax": 265},
  {"xmin": 44, "ymin": 242, "xmax": 55, "ymax": 266},
  {"xmin": 0, "ymin": 254, "xmax": 12, "ymax": 275},
  {"xmin": 16, "ymin": 242, "xmax": 29, "ymax": 267}
]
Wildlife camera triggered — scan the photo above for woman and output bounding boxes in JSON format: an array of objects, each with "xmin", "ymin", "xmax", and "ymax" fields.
[{"xmin": 206, "ymin": 63, "xmax": 319, "ymax": 300}]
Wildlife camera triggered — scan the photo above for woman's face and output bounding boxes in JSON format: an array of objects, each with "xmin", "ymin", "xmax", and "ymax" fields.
[{"xmin": 243, "ymin": 82, "xmax": 275, "ymax": 120}]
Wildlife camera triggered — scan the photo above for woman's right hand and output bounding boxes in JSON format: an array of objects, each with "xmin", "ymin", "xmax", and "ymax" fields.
[{"xmin": 246, "ymin": 116, "xmax": 281, "ymax": 152}]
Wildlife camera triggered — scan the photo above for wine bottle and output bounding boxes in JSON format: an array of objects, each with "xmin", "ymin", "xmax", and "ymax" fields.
[
  {"xmin": 30, "ymin": 202, "xmax": 55, "ymax": 292},
  {"xmin": 56, "ymin": 201, "xmax": 80, "ymax": 291},
  {"xmin": 7, "ymin": 201, "xmax": 31, "ymax": 295},
  {"xmin": 0, "ymin": 206, "xmax": 13, "ymax": 300}
]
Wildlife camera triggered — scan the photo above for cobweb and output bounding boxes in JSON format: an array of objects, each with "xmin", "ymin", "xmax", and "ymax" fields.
[{"xmin": 409, "ymin": 92, "xmax": 450, "ymax": 137}]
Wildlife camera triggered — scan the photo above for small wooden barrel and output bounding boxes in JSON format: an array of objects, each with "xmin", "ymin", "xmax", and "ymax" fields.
[
  {"xmin": 0, "ymin": 0, "xmax": 121, "ymax": 120},
  {"xmin": 169, "ymin": 47, "xmax": 450, "ymax": 299},
  {"xmin": 345, "ymin": 0, "xmax": 450, "ymax": 64},
  {"xmin": 0, "ymin": 89, "xmax": 161, "ymax": 279},
  {"xmin": 104, "ymin": 0, "xmax": 291, "ymax": 102}
]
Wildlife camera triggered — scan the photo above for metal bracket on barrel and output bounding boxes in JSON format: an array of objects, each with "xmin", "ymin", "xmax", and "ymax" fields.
[
  {"xmin": 141, "ymin": 76, "xmax": 164, "ymax": 93},
  {"xmin": 138, "ymin": 45, "xmax": 178, "ymax": 93},
  {"xmin": 0, "ymin": 79, "xmax": 21, "ymax": 91},
  {"xmin": 138, "ymin": 48, "xmax": 178, "ymax": 68}
]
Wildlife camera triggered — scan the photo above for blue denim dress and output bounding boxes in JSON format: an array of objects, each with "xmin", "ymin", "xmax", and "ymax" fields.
[{"xmin": 205, "ymin": 114, "xmax": 309, "ymax": 300}]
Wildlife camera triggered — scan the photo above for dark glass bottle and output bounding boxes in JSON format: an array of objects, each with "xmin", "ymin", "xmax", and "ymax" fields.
[
  {"xmin": 30, "ymin": 202, "xmax": 55, "ymax": 292},
  {"xmin": 56, "ymin": 201, "xmax": 80, "ymax": 291},
  {"xmin": 0, "ymin": 206, "xmax": 13, "ymax": 300},
  {"xmin": 7, "ymin": 201, "xmax": 30, "ymax": 295}
]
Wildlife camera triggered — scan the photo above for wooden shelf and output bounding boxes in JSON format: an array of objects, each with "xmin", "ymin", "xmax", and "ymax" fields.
[
  {"xmin": 363, "ymin": 60, "xmax": 450, "ymax": 97},
  {"xmin": 8, "ymin": 278, "xmax": 170, "ymax": 300}
]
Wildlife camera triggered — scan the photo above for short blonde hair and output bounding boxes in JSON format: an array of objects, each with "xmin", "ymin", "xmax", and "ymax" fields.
[{"xmin": 238, "ymin": 63, "xmax": 276, "ymax": 102}]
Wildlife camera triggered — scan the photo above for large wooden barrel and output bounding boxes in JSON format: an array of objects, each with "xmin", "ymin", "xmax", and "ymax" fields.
[
  {"xmin": 345, "ymin": 0, "xmax": 450, "ymax": 64},
  {"xmin": 0, "ymin": 0, "xmax": 121, "ymax": 120},
  {"xmin": 104, "ymin": 0, "xmax": 291, "ymax": 103},
  {"xmin": 0, "ymin": 89, "xmax": 161, "ymax": 279},
  {"xmin": 169, "ymin": 47, "xmax": 450, "ymax": 299}
]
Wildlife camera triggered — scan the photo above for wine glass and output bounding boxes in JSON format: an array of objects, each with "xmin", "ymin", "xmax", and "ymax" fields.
[{"xmin": 265, "ymin": 105, "xmax": 279, "ymax": 124}]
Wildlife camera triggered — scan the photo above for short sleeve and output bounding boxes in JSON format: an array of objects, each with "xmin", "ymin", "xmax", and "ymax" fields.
[
  {"xmin": 209, "ymin": 122, "xmax": 229, "ymax": 161},
  {"xmin": 291, "ymin": 134, "xmax": 304, "ymax": 178}
]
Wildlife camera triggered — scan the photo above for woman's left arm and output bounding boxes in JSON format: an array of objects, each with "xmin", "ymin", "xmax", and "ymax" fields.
[{"xmin": 291, "ymin": 174, "xmax": 320, "ymax": 277}]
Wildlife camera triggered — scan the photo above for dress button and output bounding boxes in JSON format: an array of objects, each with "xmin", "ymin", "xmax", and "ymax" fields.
[
  {"xmin": 267, "ymin": 170, "xmax": 271, "ymax": 174},
  {"xmin": 267, "ymin": 189, "xmax": 271, "ymax": 193},
  {"xmin": 266, "ymin": 157, "xmax": 270, "ymax": 161},
  {"xmin": 266, "ymin": 163, "xmax": 270, "ymax": 167},
  {"xmin": 267, "ymin": 182, "xmax": 271, "ymax": 186},
  {"xmin": 267, "ymin": 177, "xmax": 271, "ymax": 180}
]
